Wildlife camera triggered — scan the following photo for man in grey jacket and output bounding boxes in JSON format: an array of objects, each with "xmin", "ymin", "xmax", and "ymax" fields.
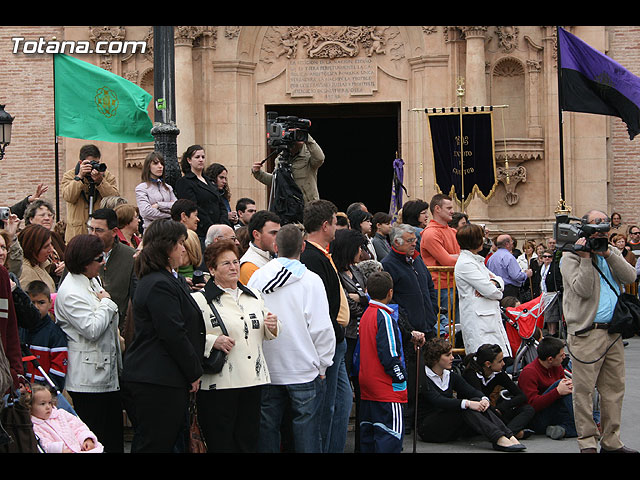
[{"xmin": 560, "ymin": 209, "xmax": 638, "ymax": 454}]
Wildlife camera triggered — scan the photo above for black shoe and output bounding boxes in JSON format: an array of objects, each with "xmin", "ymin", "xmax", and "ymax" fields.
[
  {"xmin": 600, "ymin": 445, "xmax": 639, "ymax": 453},
  {"xmin": 493, "ymin": 442, "xmax": 526, "ymax": 452}
]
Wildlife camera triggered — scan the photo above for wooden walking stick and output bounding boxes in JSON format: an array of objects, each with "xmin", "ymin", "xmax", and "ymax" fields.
[{"xmin": 413, "ymin": 344, "xmax": 421, "ymax": 453}]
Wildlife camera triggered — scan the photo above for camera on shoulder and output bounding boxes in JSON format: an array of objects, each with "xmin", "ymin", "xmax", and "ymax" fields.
[
  {"xmin": 266, "ymin": 111, "xmax": 311, "ymax": 152},
  {"xmin": 554, "ymin": 213, "xmax": 610, "ymax": 253}
]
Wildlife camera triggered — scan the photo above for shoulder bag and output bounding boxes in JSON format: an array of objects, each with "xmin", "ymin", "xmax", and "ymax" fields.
[{"xmin": 199, "ymin": 293, "xmax": 229, "ymax": 374}]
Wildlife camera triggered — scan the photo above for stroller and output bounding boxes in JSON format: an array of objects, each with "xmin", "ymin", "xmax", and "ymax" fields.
[{"xmin": 502, "ymin": 292, "xmax": 560, "ymax": 380}]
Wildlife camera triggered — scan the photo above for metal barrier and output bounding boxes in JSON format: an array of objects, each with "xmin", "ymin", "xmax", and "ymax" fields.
[{"xmin": 427, "ymin": 266, "xmax": 465, "ymax": 355}]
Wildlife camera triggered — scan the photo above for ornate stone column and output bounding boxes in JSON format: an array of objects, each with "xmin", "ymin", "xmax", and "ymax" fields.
[
  {"xmin": 460, "ymin": 27, "xmax": 490, "ymax": 220},
  {"xmin": 462, "ymin": 26, "xmax": 488, "ymax": 106},
  {"xmin": 174, "ymin": 26, "xmax": 202, "ymax": 159}
]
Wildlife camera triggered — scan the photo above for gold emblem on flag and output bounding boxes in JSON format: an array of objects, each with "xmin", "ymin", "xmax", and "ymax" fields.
[{"xmin": 94, "ymin": 86, "xmax": 119, "ymax": 118}]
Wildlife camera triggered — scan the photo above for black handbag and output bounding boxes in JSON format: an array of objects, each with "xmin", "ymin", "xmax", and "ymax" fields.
[
  {"xmin": 201, "ymin": 297, "xmax": 229, "ymax": 374},
  {"xmin": 593, "ymin": 261, "xmax": 640, "ymax": 339}
]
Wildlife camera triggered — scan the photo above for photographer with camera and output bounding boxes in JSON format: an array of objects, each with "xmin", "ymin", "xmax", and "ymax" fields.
[
  {"xmin": 251, "ymin": 114, "xmax": 325, "ymax": 217},
  {"xmin": 559, "ymin": 209, "xmax": 638, "ymax": 453},
  {"xmin": 61, "ymin": 144, "xmax": 119, "ymax": 243}
]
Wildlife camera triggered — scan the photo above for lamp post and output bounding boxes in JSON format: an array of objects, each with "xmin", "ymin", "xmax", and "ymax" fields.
[
  {"xmin": 0, "ymin": 104, "xmax": 14, "ymax": 161},
  {"xmin": 151, "ymin": 26, "xmax": 181, "ymax": 188}
]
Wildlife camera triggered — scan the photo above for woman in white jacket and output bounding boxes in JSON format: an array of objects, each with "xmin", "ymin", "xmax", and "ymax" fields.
[
  {"xmin": 54, "ymin": 234, "xmax": 123, "ymax": 453},
  {"xmin": 454, "ymin": 224, "xmax": 512, "ymax": 358},
  {"xmin": 192, "ymin": 239, "xmax": 280, "ymax": 453}
]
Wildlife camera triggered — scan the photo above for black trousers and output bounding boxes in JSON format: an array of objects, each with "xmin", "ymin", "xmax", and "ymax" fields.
[
  {"xmin": 196, "ymin": 386, "xmax": 262, "ymax": 453},
  {"xmin": 68, "ymin": 390, "xmax": 124, "ymax": 453},
  {"xmin": 495, "ymin": 403, "xmax": 535, "ymax": 435},
  {"xmin": 418, "ymin": 406, "xmax": 513, "ymax": 444},
  {"xmin": 124, "ymin": 382, "xmax": 189, "ymax": 453}
]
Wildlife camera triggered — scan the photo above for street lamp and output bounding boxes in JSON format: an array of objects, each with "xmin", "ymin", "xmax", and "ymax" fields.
[{"xmin": 0, "ymin": 104, "xmax": 14, "ymax": 161}]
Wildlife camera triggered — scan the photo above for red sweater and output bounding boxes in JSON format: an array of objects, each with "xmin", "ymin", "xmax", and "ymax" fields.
[
  {"xmin": 420, "ymin": 220, "xmax": 460, "ymax": 288},
  {"xmin": 517, "ymin": 358, "xmax": 564, "ymax": 412}
]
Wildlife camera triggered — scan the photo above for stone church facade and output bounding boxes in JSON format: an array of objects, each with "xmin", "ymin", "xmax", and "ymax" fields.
[{"xmin": 2, "ymin": 25, "xmax": 640, "ymax": 244}]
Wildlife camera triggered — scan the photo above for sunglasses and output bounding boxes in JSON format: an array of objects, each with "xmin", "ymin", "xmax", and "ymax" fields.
[{"xmin": 94, "ymin": 254, "xmax": 105, "ymax": 263}]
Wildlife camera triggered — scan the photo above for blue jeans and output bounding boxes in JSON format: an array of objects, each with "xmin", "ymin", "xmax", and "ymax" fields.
[
  {"xmin": 320, "ymin": 338, "xmax": 353, "ymax": 453},
  {"xmin": 531, "ymin": 379, "xmax": 578, "ymax": 437},
  {"xmin": 258, "ymin": 376, "xmax": 325, "ymax": 453}
]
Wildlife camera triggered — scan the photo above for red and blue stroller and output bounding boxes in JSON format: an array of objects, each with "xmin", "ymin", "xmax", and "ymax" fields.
[{"xmin": 502, "ymin": 292, "xmax": 560, "ymax": 380}]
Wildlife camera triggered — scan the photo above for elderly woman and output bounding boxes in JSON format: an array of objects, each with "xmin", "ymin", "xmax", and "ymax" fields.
[
  {"xmin": 134, "ymin": 151, "xmax": 177, "ymax": 230},
  {"xmin": 454, "ymin": 223, "xmax": 511, "ymax": 358},
  {"xmin": 54, "ymin": 234, "xmax": 123, "ymax": 452},
  {"xmin": 192, "ymin": 239, "xmax": 279, "ymax": 453},
  {"xmin": 17, "ymin": 224, "xmax": 56, "ymax": 294},
  {"xmin": 121, "ymin": 219, "xmax": 204, "ymax": 453},
  {"xmin": 24, "ymin": 199, "xmax": 66, "ymax": 285}
]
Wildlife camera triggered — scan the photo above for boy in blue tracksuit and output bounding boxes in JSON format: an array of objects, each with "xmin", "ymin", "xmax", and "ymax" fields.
[{"xmin": 358, "ymin": 271, "xmax": 408, "ymax": 453}]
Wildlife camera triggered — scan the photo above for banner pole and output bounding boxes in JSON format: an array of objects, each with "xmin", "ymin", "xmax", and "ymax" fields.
[
  {"xmin": 555, "ymin": 26, "xmax": 568, "ymax": 212},
  {"xmin": 456, "ymin": 78, "xmax": 466, "ymax": 212}
]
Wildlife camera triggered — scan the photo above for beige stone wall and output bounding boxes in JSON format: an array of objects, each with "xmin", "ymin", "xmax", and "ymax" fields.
[{"xmin": 1, "ymin": 25, "xmax": 637, "ymax": 246}]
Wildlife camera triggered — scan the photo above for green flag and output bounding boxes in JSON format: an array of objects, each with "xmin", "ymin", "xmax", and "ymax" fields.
[{"xmin": 54, "ymin": 53, "xmax": 154, "ymax": 143}]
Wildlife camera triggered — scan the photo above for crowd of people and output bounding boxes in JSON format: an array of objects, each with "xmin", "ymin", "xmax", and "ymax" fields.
[{"xmin": 1, "ymin": 140, "xmax": 638, "ymax": 455}]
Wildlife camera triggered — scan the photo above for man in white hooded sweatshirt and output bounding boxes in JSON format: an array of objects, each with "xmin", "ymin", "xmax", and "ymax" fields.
[{"xmin": 248, "ymin": 223, "xmax": 336, "ymax": 453}]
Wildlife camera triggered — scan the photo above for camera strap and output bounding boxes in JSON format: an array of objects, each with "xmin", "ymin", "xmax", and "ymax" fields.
[{"xmin": 566, "ymin": 258, "xmax": 623, "ymax": 364}]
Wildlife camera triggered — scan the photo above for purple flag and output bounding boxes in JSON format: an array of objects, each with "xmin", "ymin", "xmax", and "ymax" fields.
[{"xmin": 558, "ymin": 27, "xmax": 640, "ymax": 139}]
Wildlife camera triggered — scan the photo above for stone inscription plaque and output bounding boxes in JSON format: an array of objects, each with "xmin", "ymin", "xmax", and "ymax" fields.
[{"xmin": 287, "ymin": 57, "xmax": 377, "ymax": 101}]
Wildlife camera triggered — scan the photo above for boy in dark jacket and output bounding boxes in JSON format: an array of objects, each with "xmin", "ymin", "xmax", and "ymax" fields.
[
  {"xmin": 358, "ymin": 271, "xmax": 408, "ymax": 453},
  {"xmin": 19, "ymin": 280, "xmax": 68, "ymax": 391}
]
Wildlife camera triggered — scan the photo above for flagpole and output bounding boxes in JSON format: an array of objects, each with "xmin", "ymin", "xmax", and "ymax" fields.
[
  {"xmin": 52, "ymin": 52, "xmax": 60, "ymax": 222},
  {"xmin": 555, "ymin": 26, "xmax": 570, "ymax": 214}
]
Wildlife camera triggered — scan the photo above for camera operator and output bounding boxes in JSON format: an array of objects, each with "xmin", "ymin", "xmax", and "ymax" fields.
[
  {"xmin": 251, "ymin": 133, "xmax": 325, "ymax": 204},
  {"xmin": 559, "ymin": 209, "xmax": 637, "ymax": 454},
  {"xmin": 60, "ymin": 144, "xmax": 119, "ymax": 242}
]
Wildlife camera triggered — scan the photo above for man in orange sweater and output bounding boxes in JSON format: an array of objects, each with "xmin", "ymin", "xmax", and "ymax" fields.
[{"xmin": 420, "ymin": 194, "xmax": 460, "ymax": 334}]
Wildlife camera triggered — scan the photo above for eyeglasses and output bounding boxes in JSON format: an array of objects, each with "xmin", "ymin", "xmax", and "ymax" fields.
[
  {"xmin": 87, "ymin": 226, "xmax": 108, "ymax": 234},
  {"xmin": 217, "ymin": 259, "xmax": 240, "ymax": 268},
  {"xmin": 630, "ymin": 231, "xmax": 640, "ymax": 235},
  {"xmin": 93, "ymin": 254, "xmax": 104, "ymax": 263}
]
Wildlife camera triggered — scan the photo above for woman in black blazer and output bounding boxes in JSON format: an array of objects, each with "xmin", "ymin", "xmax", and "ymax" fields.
[
  {"xmin": 174, "ymin": 145, "xmax": 230, "ymax": 242},
  {"xmin": 122, "ymin": 219, "xmax": 205, "ymax": 453}
]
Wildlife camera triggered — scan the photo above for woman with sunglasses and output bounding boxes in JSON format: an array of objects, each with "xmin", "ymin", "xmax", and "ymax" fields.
[{"xmin": 54, "ymin": 234, "xmax": 124, "ymax": 452}]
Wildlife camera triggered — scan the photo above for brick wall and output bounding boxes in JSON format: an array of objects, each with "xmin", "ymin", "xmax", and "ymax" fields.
[
  {"xmin": 609, "ymin": 26, "xmax": 640, "ymax": 228},
  {"xmin": 0, "ymin": 26, "xmax": 64, "ymax": 217}
]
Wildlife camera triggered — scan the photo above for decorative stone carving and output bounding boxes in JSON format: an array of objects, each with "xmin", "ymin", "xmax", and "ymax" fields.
[
  {"xmin": 224, "ymin": 26, "xmax": 241, "ymax": 39},
  {"xmin": 269, "ymin": 26, "xmax": 389, "ymax": 60},
  {"xmin": 89, "ymin": 26, "xmax": 126, "ymax": 71},
  {"xmin": 497, "ymin": 164, "xmax": 527, "ymax": 205},
  {"xmin": 496, "ymin": 26, "xmax": 519, "ymax": 52}
]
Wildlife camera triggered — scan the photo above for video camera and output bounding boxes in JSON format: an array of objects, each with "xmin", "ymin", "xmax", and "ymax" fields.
[
  {"xmin": 266, "ymin": 111, "xmax": 311, "ymax": 151},
  {"xmin": 554, "ymin": 213, "xmax": 610, "ymax": 253}
]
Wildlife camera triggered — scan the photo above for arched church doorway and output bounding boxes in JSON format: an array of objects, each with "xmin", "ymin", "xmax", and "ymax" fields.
[{"xmin": 264, "ymin": 102, "xmax": 399, "ymax": 214}]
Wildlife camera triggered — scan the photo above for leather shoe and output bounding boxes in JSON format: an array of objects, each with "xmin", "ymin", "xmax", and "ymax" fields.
[
  {"xmin": 580, "ymin": 447, "xmax": 597, "ymax": 453},
  {"xmin": 600, "ymin": 445, "xmax": 639, "ymax": 454},
  {"xmin": 493, "ymin": 442, "xmax": 526, "ymax": 452}
]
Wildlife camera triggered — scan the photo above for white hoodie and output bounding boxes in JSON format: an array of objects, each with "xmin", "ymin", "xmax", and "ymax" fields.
[{"xmin": 248, "ymin": 257, "xmax": 336, "ymax": 384}]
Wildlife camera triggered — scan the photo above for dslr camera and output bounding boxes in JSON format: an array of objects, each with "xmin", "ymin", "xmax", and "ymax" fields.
[
  {"xmin": 266, "ymin": 111, "xmax": 311, "ymax": 151},
  {"xmin": 554, "ymin": 213, "xmax": 610, "ymax": 253}
]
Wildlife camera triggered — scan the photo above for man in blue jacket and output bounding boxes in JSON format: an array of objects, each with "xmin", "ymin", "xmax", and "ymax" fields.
[{"xmin": 381, "ymin": 223, "xmax": 438, "ymax": 432}]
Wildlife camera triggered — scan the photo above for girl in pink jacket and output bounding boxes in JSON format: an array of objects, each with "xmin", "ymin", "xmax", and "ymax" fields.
[{"xmin": 28, "ymin": 384, "xmax": 104, "ymax": 453}]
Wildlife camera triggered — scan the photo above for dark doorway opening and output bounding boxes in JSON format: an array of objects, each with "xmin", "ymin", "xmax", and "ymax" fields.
[{"xmin": 264, "ymin": 102, "xmax": 400, "ymax": 214}]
